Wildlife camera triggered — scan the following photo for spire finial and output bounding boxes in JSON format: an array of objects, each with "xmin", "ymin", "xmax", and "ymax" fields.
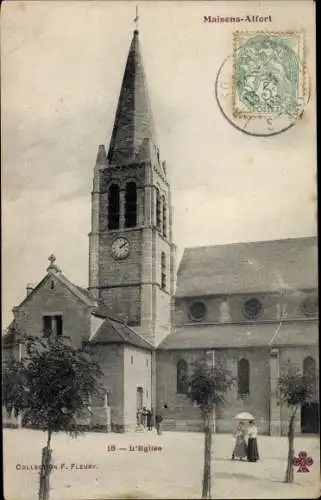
[
  {"xmin": 107, "ymin": 5, "xmax": 158, "ymax": 166},
  {"xmin": 133, "ymin": 6, "xmax": 139, "ymax": 33}
]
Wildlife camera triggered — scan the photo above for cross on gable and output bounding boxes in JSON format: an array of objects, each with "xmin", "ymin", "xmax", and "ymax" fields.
[
  {"xmin": 48, "ymin": 254, "xmax": 56, "ymax": 265},
  {"xmin": 47, "ymin": 254, "xmax": 61, "ymax": 273}
]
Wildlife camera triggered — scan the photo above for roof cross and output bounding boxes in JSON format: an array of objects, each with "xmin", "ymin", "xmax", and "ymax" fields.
[
  {"xmin": 48, "ymin": 254, "xmax": 56, "ymax": 265},
  {"xmin": 47, "ymin": 254, "xmax": 61, "ymax": 273}
]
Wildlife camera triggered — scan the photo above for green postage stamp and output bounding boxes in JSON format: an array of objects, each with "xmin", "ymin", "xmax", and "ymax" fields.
[{"xmin": 232, "ymin": 31, "xmax": 306, "ymax": 119}]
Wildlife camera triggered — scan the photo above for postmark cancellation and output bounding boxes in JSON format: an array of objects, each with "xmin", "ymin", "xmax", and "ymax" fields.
[{"xmin": 232, "ymin": 31, "xmax": 306, "ymax": 120}]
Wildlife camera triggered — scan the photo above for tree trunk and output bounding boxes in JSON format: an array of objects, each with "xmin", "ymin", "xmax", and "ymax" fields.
[
  {"xmin": 202, "ymin": 411, "xmax": 213, "ymax": 499},
  {"xmin": 285, "ymin": 409, "xmax": 297, "ymax": 483},
  {"xmin": 38, "ymin": 430, "xmax": 52, "ymax": 500}
]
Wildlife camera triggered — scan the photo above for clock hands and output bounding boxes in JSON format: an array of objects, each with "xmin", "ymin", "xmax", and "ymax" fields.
[{"xmin": 112, "ymin": 238, "xmax": 129, "ymax": 259}]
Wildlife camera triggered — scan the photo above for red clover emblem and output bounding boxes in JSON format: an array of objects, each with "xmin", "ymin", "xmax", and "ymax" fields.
[{"xmin": 293, "ymin": 451, "xmax": 314, "ymax": 472}]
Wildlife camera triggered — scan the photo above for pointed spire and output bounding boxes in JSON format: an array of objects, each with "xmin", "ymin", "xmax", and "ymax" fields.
[
  {"xmin": 96, "ymin": 144, "xmax": 107, "ymax": 166},
  {"xmin": 107, "ymin": 28, "xmax": 157, "ymax": 165}
]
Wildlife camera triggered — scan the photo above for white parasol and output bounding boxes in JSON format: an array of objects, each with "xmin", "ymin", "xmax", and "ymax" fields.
[{"xmin": 235, "ymin": 412, "xmax": 254, "ymax": 421}]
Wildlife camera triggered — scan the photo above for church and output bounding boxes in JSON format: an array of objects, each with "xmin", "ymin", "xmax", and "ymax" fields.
[{"xmin": 3, "ymin": 28, "xmax": 318, "ymax": 436}]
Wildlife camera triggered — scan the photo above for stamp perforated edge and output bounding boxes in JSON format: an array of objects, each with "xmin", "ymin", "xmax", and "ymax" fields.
[{"xmin": 231, "ymin": 30, "xmax": 307, "ymax": 120}]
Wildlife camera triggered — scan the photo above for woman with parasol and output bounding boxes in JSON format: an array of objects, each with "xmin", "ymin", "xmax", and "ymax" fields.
[
  {"xmin": 232, "ymin": 412, "xmax": 253, "ymax": 459},
  {"xmin": 231, "ymin": 421, "xmax": 247, "ymax": 460}
]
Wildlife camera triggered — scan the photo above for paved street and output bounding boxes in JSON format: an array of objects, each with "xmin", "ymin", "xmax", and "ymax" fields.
[{"xmin": 3, "ymin": 428, "xmax": 320, "ymax": 499}]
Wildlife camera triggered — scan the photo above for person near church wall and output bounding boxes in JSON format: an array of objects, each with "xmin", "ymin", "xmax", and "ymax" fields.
[
  {"xmin": 136, "ymin": 408, "xmax": 142, "ymax": 430},
  {"xmin": 247, "ymin": 420, "xmax": 260, "ymax": 462},
  {"xmin": 142, "ymin": 406, "xmax": 148, "ymax": 429},
  {"xmin": 147, "ymin": 409, "xmax": 153, "ymax": 430},
  {"xmin": 231, "ymin": 421, "xmax": 247, "ymax": 460},
  {"xmin": 155, "ymin": 413, "xmax": 163, "ymax": 435}
]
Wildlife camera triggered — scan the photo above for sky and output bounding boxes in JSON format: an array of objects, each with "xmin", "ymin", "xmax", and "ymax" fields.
[{"xmin": 1, "ymin": 1, "xmax": 317, "ymax": 327}]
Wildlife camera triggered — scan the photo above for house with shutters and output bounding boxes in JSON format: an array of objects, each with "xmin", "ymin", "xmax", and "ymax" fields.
[{"xmin": 3, "ymin": 28, "xmax": 319, "ymax": 436}]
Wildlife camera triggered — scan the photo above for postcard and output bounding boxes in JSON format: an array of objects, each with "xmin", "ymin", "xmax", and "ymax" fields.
[{"xmin": 2, "ymin": 1, "xmax": 318, "ymax": 499}]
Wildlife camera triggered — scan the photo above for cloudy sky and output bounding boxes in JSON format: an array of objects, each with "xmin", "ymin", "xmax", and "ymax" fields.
[{"xmin": 2, "ymin": 1, "xmax": 316, "ymax": 326}]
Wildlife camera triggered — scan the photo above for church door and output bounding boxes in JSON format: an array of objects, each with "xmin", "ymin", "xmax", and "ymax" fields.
[{"xmin": 301, "ymin": 402, "xmax": 319, "ymax": 434}]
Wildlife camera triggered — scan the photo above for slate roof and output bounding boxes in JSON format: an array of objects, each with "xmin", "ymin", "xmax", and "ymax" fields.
[
  {"xmin": 89, "ymin": 295, "xmax": 152, "ymax": 350},
  {"xmin": 176, "ymin": 236, "xmax": 317, "ymax": 298},
  {"xmin": 91, "ymin": 301, "xmax": 121, "ymax": 321},
  {"xmin": 15, "ymin": 271, "xmax": 96, "ymax": 311},
  {"xmin": 89, "ymin": 317, "xmax": 153, "ymax": 350},
  {"xmin": 57, "ymin": 274, "xmax": 96, "ymax": 307},
  {"xmin": 5, "ymin": 268, "xmax": 152, "ymax": 350},
  {"xmin": 107, "ymin": 29, "xmax": 158, "ymax": 165},
  {"xmin": 158, "ymin": 320, "xmax": 318, "ymax": 350}
]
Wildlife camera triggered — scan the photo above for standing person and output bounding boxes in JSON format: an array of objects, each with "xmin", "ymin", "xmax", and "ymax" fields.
[
  {"xmin": 147, "ymin": 409, "xmax": 152, "ymax": 430},
  {"xmin": 142, "ymin": 406, "xmax": 148, "ymax": 429},
  {"xmin": 247, "ymin": 420, "xmax": 259, "ymax": 462},
  {"xmin": 231, "ymin": 421, "xmax": 247, "ymax": 460},
  {"xmin": 136, "ymin": 408, "xmax": 142, "ymax": 430},
  {"xmin": 155, "ymin": 413, "xmax": 163, "ymax": 435}
]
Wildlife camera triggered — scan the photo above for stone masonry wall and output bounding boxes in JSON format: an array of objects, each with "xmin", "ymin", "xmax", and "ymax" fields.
[
  {"xmin": 215, "ymin": 348, "xmax": 270, "ymax": 434},
  {"xmin": 278, "ymin": 346, "xmax": 319, "ymax": 436},
  {"xmin": 123, "ymin": 346, "xmax": 152, "ymax": 431},
  {"xmin": 175, "ymin": 290, "xmax": 317, "ymax": 326},
  {"xmin": 89, "ymin": 344, "xmax": 125, "ymax": 432},
  {"xmin": 156, "ymin": 347, "xmax": 271, "ymax": 434},
  {"xmin": 156, "ymin": 350, "xmax": 204, "ymax": 431},
  {"xmin": 12, "ymin": 275, "xmax": 91, "ymax": 350}
]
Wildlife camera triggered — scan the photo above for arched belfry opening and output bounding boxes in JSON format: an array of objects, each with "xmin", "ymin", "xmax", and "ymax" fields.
[
  {"xmin": 125, "ymin": 182, "xmax": 137, "ymax": 228},
  {"xmin": 108, "ymin": 184, "xmax": 120, "ymax": 230}
]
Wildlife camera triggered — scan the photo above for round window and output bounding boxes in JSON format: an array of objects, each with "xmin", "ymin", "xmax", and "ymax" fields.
[
  {"xmin": 243, "ymin": 298, "xmax": 263, "ymax": 319},
  {"xmin": 301, "ymin": 294, "xmax": 318, "ymax": 316},
  {"xmin": 189, "ymin": 301, "xmax": 206, "ymax": 321}
]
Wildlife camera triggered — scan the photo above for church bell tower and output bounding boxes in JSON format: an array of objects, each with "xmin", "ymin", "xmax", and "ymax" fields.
[{"xmin": 89, "ymin": 28, "xmax": 175, "ymax": 347}]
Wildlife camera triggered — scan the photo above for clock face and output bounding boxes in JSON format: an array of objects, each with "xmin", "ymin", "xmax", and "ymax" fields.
[{"xmin": 111, "ymin": 237, "xmax": 130, "ymax": 260}]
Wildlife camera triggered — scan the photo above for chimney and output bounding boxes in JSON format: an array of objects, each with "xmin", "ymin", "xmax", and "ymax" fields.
[{"xmin": 26, "ymin": 283, "xmax": 33, "ymax": 296}]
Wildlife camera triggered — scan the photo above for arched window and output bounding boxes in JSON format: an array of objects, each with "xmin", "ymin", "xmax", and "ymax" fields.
[
  {"xmin": 161, "ymin": 252, "xmax": 166, "ymax": 290},
  {"xmin": 177, "ymin": 359, "xmax": 188, "ymax": 394},
  {"xmin": 303, "ymin": 356, "xmax": 317, "ymax": 397},
  {"xmin": 125, "ymin": 182, "xmax": 137, "ymax": 228},
  {"xmin": 162, "ymin": 195, "xmax": 167, "ymax": 237},
  {"xmin": 237, "ymin": 358, "xmax": 250, "ymax": 398},
  {"xmin": 156, "ymin": 188, "xmax": 161, "ymax": 230},
  {"xmin": 108, "ymin": 184, "xmax": 120, "ymax": 230}
]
